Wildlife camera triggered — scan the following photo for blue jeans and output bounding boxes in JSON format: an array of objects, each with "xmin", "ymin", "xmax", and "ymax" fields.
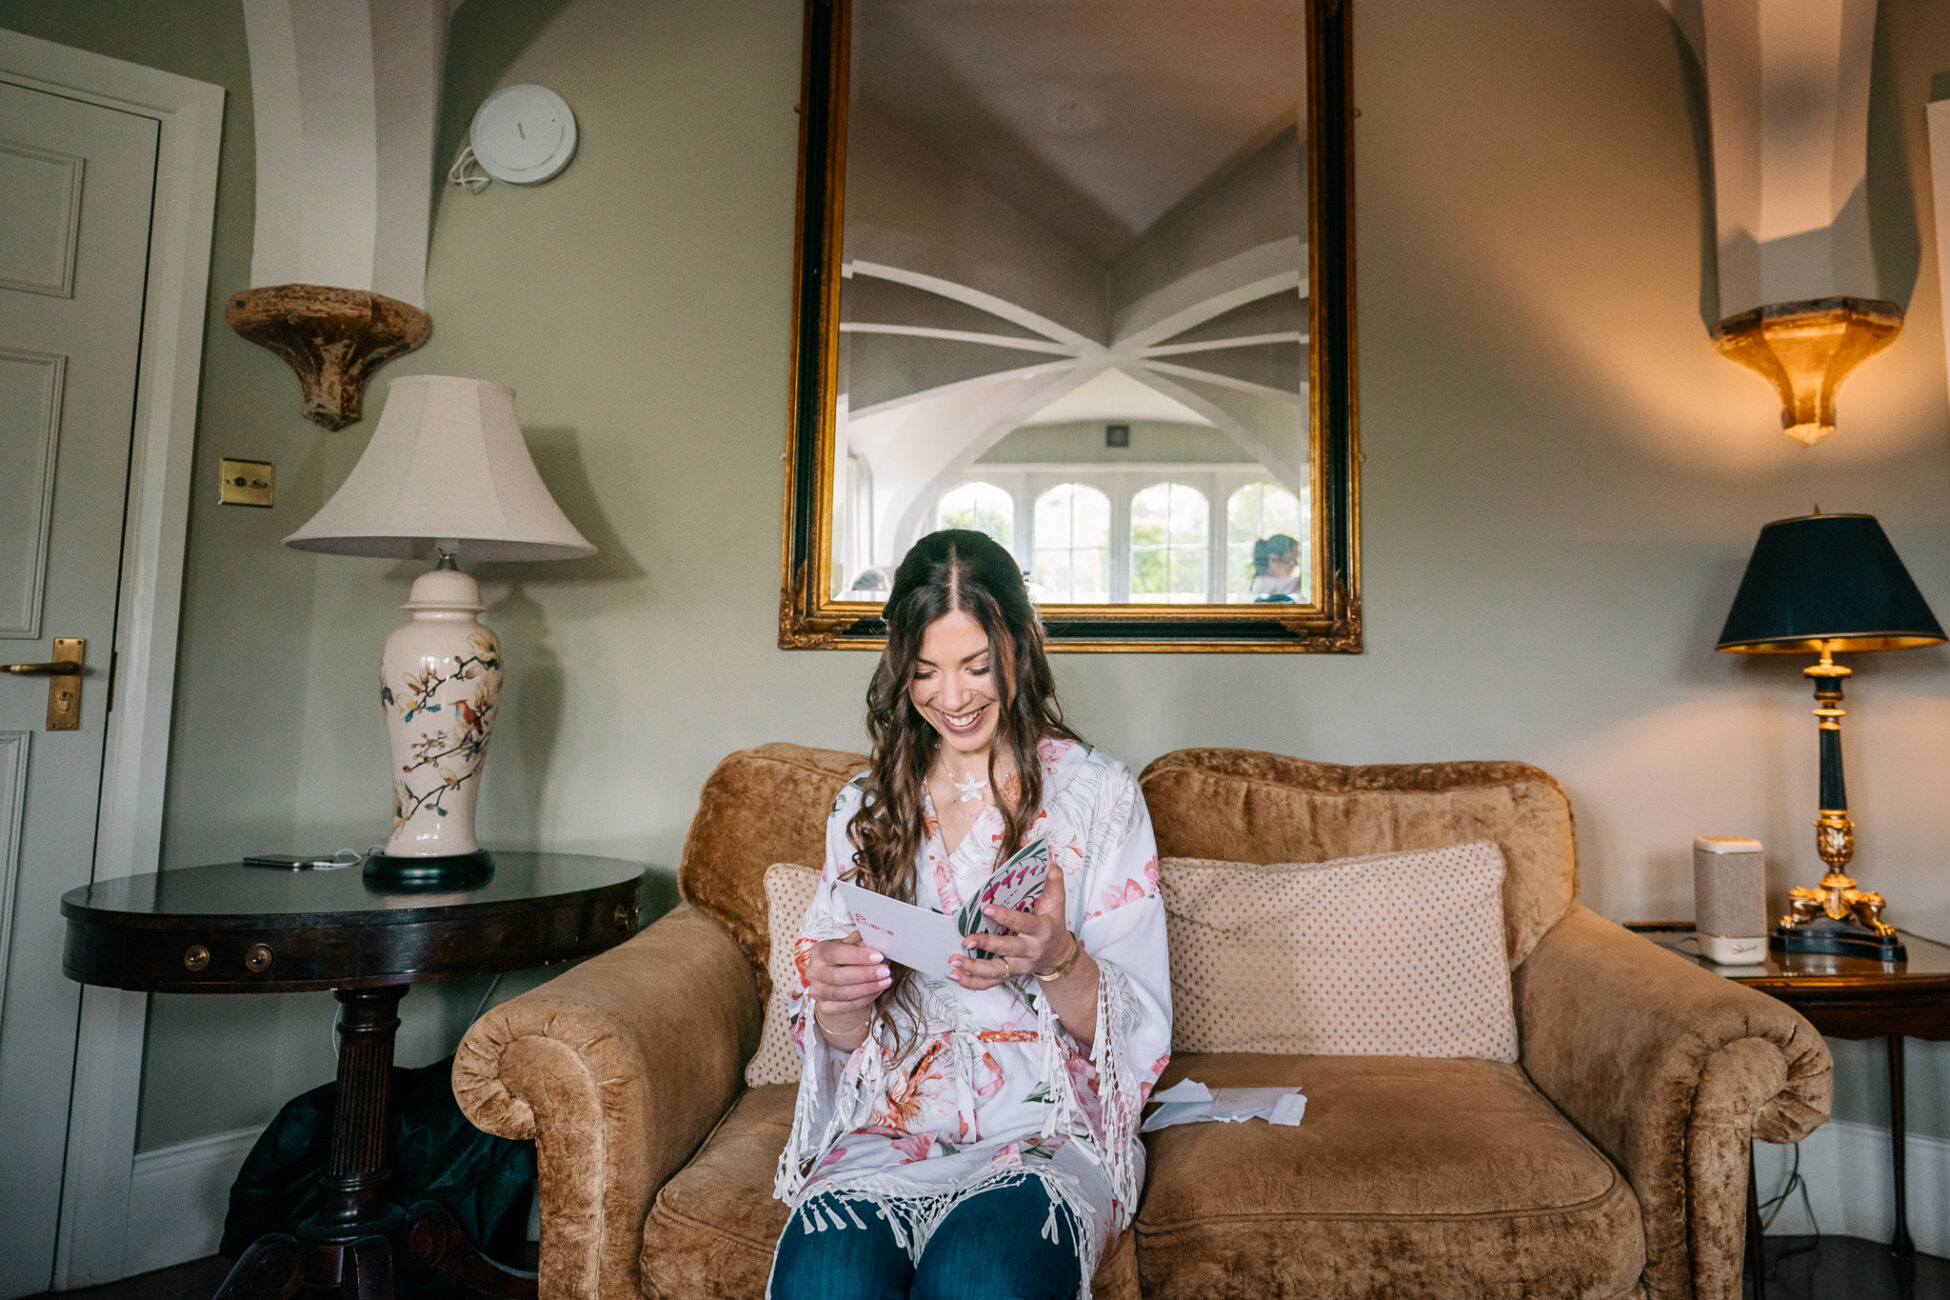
[{"xmin": 768, "ymin": 1178, "xmax": 1085, "ymax": 1300}]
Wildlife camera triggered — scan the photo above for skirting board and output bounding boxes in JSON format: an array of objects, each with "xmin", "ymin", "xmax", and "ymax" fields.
[
  {"xmin": 124, "ymin": 1127, "xmax": 257, "ymax": 1277},
  {"xmin": 1754, "ymin": 1120, "xmax": 1950, "ymax": 1258}
]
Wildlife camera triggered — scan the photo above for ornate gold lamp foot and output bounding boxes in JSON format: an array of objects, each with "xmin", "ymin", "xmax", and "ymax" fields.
[
  {"xmin": 1770, "ymin": 704, "xmax": 1905, "ymax": 960},
  {"xmin": 1776, "ymin": 869, "xmax": 1905, "ymax": 961}
]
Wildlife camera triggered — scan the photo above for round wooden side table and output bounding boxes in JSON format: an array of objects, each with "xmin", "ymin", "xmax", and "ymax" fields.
[
  {"xmin": 62, "ymin": 852, "xmax": 652, "ymax": 1300},
  {"xmin": 1629, "ymin": 922, "xmax": 1950, "ymax": 1297}
]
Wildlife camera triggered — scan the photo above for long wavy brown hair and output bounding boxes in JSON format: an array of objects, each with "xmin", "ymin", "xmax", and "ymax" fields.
[{"xmin": 844, "ymin": 530, "xmax": 1079, "ymax": 1058}]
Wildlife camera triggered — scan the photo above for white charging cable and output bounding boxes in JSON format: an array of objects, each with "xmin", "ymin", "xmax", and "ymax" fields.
[{"xmin": 447, "ymin": 143, "xmax": 490, "ymax": 193}]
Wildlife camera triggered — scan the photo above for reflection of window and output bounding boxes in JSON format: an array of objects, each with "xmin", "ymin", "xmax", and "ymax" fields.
[
  {"xmin": 1227, "ymin": 482, "xmax": 1307, "ymax": 602},
  {"xmin": 1130, "ymin": 482, "xmax": 1209, "ymax": 603},
  {"xmin": 844, "ymin": 452, "xmax": 874, "ymax": 587},
  {"xmin": 1031, "ymin": 483, "xmax": 1110, "ymax": 602},
  {"xmin": 935, "ymin": 481, "xmax": 1013, "ymax": 547}
]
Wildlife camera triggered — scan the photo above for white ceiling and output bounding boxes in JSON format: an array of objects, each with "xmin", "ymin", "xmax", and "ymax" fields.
[{"xmin": 853, "ymin": 0, "xmax": 1306, "ymax": 266}]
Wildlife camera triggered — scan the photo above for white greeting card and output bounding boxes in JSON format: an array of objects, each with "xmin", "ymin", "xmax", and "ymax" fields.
[{"xmin": 836, "ymin": 882, "xmax": 966, "ymax": 979}]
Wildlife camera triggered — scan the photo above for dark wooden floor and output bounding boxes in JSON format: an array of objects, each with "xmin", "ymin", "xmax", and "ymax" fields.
[
  {"xmin": 1748, "ymin": 1237, "xmax": 1950, "ymax": 1300},
  {"xmin": 28, "ymin": 1256, "xmax": 231, "ymax": 1300},
  {"xmin": 27, "ymin": 1235, "xmax": 1950, "ymax": 1299}
]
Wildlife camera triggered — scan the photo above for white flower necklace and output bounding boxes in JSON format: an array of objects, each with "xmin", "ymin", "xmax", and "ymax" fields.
[{"xmin": 942, "ymin": 765, "xmax": 989, "ymax": 805}]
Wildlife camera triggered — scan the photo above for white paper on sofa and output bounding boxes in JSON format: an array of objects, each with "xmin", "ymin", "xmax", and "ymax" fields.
[{"xmin": 1139, "ymin": 1079, "xmax": 1308, "ymax": 1132}]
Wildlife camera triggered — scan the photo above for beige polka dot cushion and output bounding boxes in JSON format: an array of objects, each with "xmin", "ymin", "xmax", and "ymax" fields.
[
  {"xmin": 745, "ymin": 863, "xmax": 819, "ymax": 1087},
  {"xmin": 1160, "ymin": 841, "xmax": 1519, "ymax": 1061}
]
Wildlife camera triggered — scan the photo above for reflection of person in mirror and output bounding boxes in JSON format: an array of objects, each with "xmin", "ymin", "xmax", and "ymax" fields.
[
  {"xmin": 844, "ymin": 565, "xmax": 895, "ymax": 600},
  {"xmin": 1250, "ymin": 534, "xmax": 1301, "ymax": 601},
  {"xmin": 770, "ymin": 529, "xmax": 1172, "ymax": 1300}
]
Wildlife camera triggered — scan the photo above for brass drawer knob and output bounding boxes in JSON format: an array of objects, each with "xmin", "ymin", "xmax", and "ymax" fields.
[
  {"xmin": 613, "ymin": 902, "xmax": 637, "ymax": 934},
  {"xmin": 183, "ymin": 944, "xmax": 211, "ymax": 972},
  {"xmin": 244, "ymin": 943, "xmax": 274, "ymax": 973}
]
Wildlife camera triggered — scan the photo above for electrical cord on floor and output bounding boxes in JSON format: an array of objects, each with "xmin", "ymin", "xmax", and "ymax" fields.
[{"xmin": 1755, "ymin": 1143, "xmax": 1821, "ymax": 1276}]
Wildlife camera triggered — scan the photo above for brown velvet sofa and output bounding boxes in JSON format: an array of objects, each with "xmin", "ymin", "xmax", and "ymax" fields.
[{"xmin": 453, "ymin": 744, "xmax": 1833, "ymax": 1300}]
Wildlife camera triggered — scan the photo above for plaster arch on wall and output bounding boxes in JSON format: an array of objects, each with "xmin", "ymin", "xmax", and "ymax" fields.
[
  {"xmin": 230, "ymin": 0, "xmax": 454, "ymax": 427},
  {"xmin": 1660, "ymin": 0, "xmax": 1900, "ymax": 445}
]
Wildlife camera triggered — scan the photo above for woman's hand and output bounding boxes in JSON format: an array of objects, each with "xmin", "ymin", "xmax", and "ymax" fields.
[
  {"xmin": 950, "ymin": 863, "xmax": 1076, "ymax": 990},
  {"xmin": 805, "ymin": 933, "xmax": 891, "ymax": 1019}
]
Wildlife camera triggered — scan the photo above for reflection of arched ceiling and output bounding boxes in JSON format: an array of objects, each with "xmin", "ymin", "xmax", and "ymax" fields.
[
  {"xmin": 839, "ymin": 120, "xmax": 1309, "ymax": 558},
  {"xmin": 854, "ymin": 0, "xmax": 1306, "ymax": 265},
  {"xmin": 836, "ymin": 2, "xmax": 1310, "ymax": 561}
]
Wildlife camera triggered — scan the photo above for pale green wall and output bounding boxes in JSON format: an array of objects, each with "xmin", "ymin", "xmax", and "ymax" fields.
[{"xmin": 7, "ymin": 0, "xmax": 1949, "ymax": 1149}]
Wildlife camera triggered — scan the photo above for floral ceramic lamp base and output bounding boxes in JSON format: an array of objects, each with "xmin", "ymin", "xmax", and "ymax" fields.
[{"xmin": 366, "ymin": 564, "xmax": 502, "ymax": 891}]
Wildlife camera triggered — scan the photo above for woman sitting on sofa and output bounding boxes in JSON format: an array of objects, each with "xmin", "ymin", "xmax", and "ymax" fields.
[{"xmin": 769, "ymin": 530, "xmax": 1173, "ymax": 1300}]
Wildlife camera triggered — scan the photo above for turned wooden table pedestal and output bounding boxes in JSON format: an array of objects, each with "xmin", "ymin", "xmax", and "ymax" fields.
[{"xmin": 62, "ymin": 853, "xmax": 651, "ymax": 1300}]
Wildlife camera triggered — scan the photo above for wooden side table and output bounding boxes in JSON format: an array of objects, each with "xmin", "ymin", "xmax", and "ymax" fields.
[
  {"xmin": 1629, "ymin": 923, "xmax": 1950, "ymax": 1265},
  {"xmin": 62, "ymin": 852, "xmax": 655, "ymax": 1300}
]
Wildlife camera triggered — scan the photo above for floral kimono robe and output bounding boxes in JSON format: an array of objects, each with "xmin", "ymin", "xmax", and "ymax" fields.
[{"xmin": 773, "ymin": 738, "xmax": 1173, "ymax": 1294}]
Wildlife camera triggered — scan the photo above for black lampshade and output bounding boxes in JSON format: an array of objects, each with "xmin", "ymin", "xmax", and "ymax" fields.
[{"xmin": 1717, "ymin": 513, "xmax": 1945, "ymax": 654}]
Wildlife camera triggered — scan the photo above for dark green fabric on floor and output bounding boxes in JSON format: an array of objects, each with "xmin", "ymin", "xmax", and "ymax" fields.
[{"xmin": 221, "ymin": 1054, "xmax": 535, "ymax": 1281}]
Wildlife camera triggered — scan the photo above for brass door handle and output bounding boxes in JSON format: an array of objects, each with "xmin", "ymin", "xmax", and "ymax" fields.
[{"xmin": 3, "ymin": 638, "xmax": 84, "ymax": 730}]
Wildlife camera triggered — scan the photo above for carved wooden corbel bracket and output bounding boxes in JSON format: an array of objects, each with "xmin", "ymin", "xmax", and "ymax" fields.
[
  {"xmin": 1714, "ymin": 297, "xmax": 1902, "ymax": 446},
  {"xmin": 225, "ymin": 284, "xmax": 432, "ymax": 430}
]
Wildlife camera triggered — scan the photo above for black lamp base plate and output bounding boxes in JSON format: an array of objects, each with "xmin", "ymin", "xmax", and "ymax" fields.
[
  {"xmin": 363, "ymin": 850, "xmax": 494, "ymax": 892},
  {"xmin": 1771, "ymin": 920, "xmax": 1906, "ymax": 962}
]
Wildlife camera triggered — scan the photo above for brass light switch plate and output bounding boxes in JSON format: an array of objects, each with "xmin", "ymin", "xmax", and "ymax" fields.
[{"xmin": 219, "ymin": 458, "xmax": 275, "ymax": 507}]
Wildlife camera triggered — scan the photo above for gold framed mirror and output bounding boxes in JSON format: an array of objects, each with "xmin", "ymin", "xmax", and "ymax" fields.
[{"xmin": 781, "ymin": 0, "xmax": 1358, "ymax": 651}]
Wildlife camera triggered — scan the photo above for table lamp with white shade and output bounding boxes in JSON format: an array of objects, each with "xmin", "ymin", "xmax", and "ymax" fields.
[{"xmin": 285, "ymin": 374, "xmax": 595, "ymax": 888}]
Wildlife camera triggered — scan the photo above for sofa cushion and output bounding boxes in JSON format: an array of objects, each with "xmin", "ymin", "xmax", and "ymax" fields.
[
  {"xmin": 1140, "ymin": 750, "xmax": 1578, "ymax": 968},
  {"xmin": 1134, "ymin": 1053, "xmax": 1644, "ymax": 1300},
  {"xmin": 746, "ymin": 864, "xmax": 820, "ymax": 1087},
  {"xmin": 641, "ymin": 1085, "xmax": 1140, "ymax": 1300},
  {"xmin": 1161, "ymin": 842, "xmax": 1518, "ymax": 1060},
  {"xmin": 679, "ymin": 744, "xmax": 868, "ymax": 998}
]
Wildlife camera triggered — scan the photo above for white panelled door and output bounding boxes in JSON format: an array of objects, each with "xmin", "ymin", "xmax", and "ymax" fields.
[{"xmin": 0, "ymin": 81, "xmax": 158, "ymax": 1299}]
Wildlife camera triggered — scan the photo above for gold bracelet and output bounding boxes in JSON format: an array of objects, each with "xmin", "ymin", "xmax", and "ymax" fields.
[
  {"xmin": 1035, "ymin": 933, "xmax": 1083, "ymax": 983},
  {"xmin": 813, "ymin": 1005, "xmax": 868, "ymax": 1039}
]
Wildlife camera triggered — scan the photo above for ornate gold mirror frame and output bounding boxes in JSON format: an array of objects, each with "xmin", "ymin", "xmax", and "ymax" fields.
[{"xmin": 780, "ymin": 0, "xmax": 1358, "ymax": 651}]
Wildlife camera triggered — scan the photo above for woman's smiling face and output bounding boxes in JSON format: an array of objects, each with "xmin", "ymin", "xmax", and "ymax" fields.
[{"xmin": 909, "ymin": 609, "xmax": 1000, "ymax": 758}]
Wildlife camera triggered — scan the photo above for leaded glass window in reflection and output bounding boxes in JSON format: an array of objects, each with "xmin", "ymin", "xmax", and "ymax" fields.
[
  {"xmin": 1227, "ymin": 481, "xmax": 1309, "ymax": 603},
  {"xmin": 935, "ymin": 481, "xmax": 1014, "ymax": 548},
  {"xmin": 1031, "ymin": 483, "xmax": 1111, "ymax": 603},
  {"xmin": 1130, "ymin": 482, "xmax": 1209, "ymax": 604}
]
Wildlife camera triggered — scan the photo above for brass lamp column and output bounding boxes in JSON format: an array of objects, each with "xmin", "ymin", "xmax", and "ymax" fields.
[{"xmin": 1717, "ymin": 512, "xmax": 1945, "ymax": 959}]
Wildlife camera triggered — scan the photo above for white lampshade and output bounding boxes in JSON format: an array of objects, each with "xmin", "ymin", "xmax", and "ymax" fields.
[{"xmin": 284, "ymin": 374, "xmax": 596, "ymax": 561}]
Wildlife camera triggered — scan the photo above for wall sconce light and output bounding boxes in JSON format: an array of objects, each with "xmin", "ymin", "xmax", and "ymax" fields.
[{"xmin": 1714, "ymin": 296, "xmax": 1902, "ymax": 445}]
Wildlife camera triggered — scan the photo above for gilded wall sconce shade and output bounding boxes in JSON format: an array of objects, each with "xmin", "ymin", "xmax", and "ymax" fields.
[
  {"xmin": 1713, "ymin": 297, "xmax": 1902, "ymax": 446},
  {"xmin": 1717, "ymin": 512, "xmax": 1945, "ymax": 959},
  {"xmin": 226, "ymin": 284, "xmax": 433, "ymax": 430}
]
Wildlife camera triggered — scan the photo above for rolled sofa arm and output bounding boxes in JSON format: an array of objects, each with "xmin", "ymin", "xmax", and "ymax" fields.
[
  {"xmin": 1513, "ymin": 907, "xmax": 1831, "ymax": 1300},
  {"xmin": 454, "ymin": 905, "xmax": 763, "ymax": 1300}
]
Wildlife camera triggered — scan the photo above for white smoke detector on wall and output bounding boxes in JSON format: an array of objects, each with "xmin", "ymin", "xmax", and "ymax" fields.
[{"xmin": 449, "ymin": 84, "xmax": 578, "ymax": 190}]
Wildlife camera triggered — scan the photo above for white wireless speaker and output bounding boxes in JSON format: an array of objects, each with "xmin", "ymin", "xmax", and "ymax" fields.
[{"xmin": 1693, "ymin": 836, "xmax": 1768, "ymax": 964}]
